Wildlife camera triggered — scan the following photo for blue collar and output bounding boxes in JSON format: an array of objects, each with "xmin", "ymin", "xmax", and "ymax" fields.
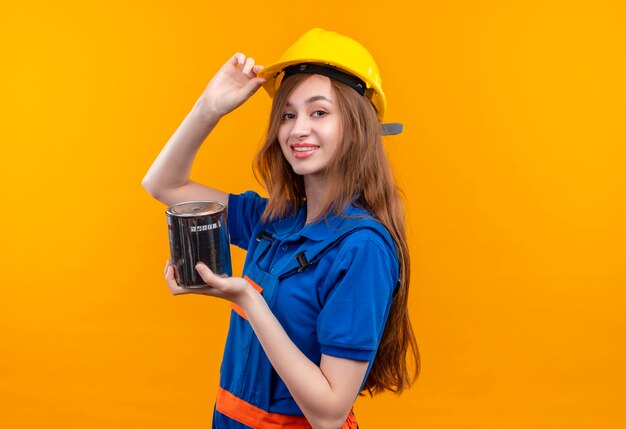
[{"xmin": 264, "ymin": 203, "xmax": 373, "ymax": 242}]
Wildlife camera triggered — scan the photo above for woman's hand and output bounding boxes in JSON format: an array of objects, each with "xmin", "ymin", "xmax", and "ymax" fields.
[
  {"xmin": 164, "ymin": 259, "xmax": 192, "ymax": 295},
  {"xmin": 196, "ymin": 53, "xmax": 266, "ymax": 118},
  {"xmin": 164, "ymin": 259, "xmax": 252, "ymax": 305}
]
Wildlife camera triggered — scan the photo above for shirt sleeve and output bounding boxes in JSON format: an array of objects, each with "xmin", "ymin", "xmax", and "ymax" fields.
[
  {"xmin": 316, "ymin": 232, "xmax": 399, "ymax": 362},
  {"xmin": 227, "ymin": 191, "xmax": 268, "ymax": 251}
]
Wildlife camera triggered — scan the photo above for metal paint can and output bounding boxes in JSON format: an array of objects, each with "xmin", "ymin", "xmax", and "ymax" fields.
[{"xmin": 165, "ymin": 201, "xmax": 232, "ymax": 287}]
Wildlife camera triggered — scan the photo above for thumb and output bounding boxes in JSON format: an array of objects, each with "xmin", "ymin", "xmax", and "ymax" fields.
[
  {"xmin": 195, "ymin": 262, "xmax": 229, "ymax": 288},
  {"xmin": 242, "ymin": 77, "xmax": 266, "ymax": 97}
]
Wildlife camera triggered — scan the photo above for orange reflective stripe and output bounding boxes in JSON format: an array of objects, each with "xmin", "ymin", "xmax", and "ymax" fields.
[
  {"xmin": 341, "ymin": 409, "xmax": 358, "ymax": 429},
  {"xmin": 217, "ymin": 387, "xmax": 310, "ymax": 428},
  {"xmin": 231, "ymin": 275, "xmax": 263, "ymax": 319},
  {"xmin": 216, "ymin": 387, "xmax": 358, "ymax": 429}
]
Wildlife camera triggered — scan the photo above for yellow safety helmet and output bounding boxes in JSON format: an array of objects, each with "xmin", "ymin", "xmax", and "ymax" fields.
[{"xmin": 258, "ymin": 28, "xmax": 402, "ymax": 135}]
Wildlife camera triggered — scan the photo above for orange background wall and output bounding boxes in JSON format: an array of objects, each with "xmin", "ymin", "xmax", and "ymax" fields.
[{"xmin": 1, "ymin": 1, "xmax": 625, "ymax": 427}]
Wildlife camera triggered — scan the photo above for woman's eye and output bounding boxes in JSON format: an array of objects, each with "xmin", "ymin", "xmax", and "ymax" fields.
[
  {"xmin": 282, "ymin": 113, "xmax": 295, "ymax": 120},
  {"xmin": 312, "ymin": 110, "xmax": 327, "ymax": 117}
]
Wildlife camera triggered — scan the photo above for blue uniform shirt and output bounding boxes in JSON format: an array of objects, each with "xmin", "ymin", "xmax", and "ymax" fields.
[{"xmin": 221, "ymin": 191, "xmax": 399, "ymax": 416}]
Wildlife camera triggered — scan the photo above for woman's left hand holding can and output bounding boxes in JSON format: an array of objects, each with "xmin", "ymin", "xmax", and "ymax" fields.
[{"xmin": 164, "ymin": 259, "xmax": 253, "ymax": 306}]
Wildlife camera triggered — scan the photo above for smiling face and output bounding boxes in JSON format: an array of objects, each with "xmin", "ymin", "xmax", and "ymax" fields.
[{"xmin": 277, "ymin": 74, "xmax": 342, "ymax": 183}]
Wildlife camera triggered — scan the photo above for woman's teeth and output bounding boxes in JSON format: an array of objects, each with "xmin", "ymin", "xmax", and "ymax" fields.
[{"xmin": 293, "ymin": 146, "xmax": 317, "ymax": 152}]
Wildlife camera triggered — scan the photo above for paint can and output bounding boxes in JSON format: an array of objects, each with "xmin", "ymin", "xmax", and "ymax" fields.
[{"xmin": 165, "ymin": 201, "xmax": 232, "ymax": 287}]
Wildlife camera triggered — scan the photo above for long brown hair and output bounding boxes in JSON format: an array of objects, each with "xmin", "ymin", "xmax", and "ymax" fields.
[{"xmin": 254, "ymin": 73, "xmax": 420, "ymax": 394}]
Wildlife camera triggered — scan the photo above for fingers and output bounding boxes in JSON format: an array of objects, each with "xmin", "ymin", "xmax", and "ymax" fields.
[
  {"xmin": 165, "ymin": 275, "xmax": 181, "ymax": 292},
  {"xmin": 239, "ymin": 59, "xmax": 266, "ymax": 96},
  {"xmin": 165, "ymin": 266, "xmax": 185, "ymax": 294},
  {"xmin": 164, "ymin": 260, "xmax": 192, "ymax": 295},
  {"xmin": 252, "ymin": 64, "xmax": 264, "ymax": 75},
  {"xmin": 228, "ymin": 52, "xmax": 263, "ymax": 78},
  {"xmin": 228, "ymin": 52, "xmax": 246, "ymax": 67},
  {"xmin": 164, "ymin": 259, "xmax": 174, "ymax": 279},
  {"xmin": 241, "ymin": 57, "xmax": 256, "ymax": 78},
  {"xmin": 164, "ymin": 259, "xmax": 178, "ymax": 281}
]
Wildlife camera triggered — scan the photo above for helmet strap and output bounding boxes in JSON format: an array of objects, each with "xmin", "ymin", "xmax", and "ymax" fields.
[{"xmin": 281, "ymin": 63, "xmax": 366, "ymax": 96}]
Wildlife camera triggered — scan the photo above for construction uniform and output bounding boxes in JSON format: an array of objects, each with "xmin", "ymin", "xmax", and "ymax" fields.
[{"xmin": 212, "ymin": 191, "xmax": 399, "ymax": 428}]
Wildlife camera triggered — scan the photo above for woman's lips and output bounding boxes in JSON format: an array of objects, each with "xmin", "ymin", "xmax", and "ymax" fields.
[{"xmin": 291, "ymin": 143, "xmax": 319, "ymax": 159}]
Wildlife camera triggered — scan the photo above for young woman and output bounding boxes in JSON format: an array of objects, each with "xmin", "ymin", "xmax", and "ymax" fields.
[{"xmin": 143, "ymin": 28, "xmax": 419, "ymax": 429}]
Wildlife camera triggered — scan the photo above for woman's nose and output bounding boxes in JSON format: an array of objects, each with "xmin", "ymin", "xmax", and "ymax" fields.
[{"xmin": 290, "ymin": 116, "xmax": 311, "ymax": 139}]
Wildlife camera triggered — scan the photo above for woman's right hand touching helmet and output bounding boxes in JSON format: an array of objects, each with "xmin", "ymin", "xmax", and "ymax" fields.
[{"xmin": 196, "ymin": 53, "xmax": 265, "ymax": 118}]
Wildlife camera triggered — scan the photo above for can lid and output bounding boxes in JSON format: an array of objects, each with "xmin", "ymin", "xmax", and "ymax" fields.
[{"xmin": 165, "ymin": 201, "xmax": 225, "ymax": 217}]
